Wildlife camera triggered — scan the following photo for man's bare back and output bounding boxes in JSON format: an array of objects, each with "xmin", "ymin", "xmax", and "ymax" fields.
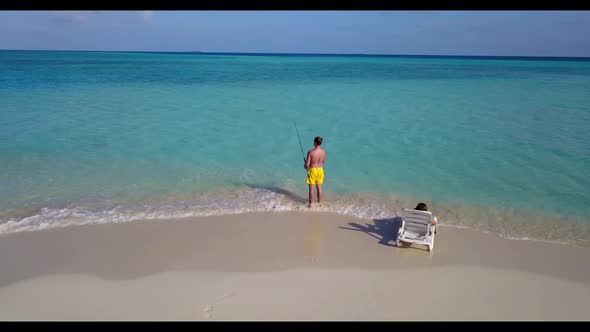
[{"xmin": 305, "ymin": 146, "xmax": 326, "ymax": 169}]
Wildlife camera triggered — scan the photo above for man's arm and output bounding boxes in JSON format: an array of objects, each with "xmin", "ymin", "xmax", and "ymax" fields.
[{"xmin": 305, "ymin": 151, "xmax": 311, "ymax": 169}]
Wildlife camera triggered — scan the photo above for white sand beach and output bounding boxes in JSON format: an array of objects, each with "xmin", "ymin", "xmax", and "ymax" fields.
[{"xmin": 1, "ymin": 211, "xmax": 589, "ymax": 321}]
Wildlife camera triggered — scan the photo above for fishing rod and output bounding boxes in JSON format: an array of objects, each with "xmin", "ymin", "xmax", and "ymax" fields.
[{"xmin": 294, "ymin": 122, "xmax": 306, "ymax": 163}]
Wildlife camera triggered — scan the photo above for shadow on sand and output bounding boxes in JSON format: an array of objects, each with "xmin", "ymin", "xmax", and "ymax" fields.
[{"xmin": 338, "ymin": 217, "xmax": 403, "ymax": 247}]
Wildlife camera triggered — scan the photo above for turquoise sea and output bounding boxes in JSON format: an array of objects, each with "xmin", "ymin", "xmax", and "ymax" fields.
[{"xmin": 1, "ymin": 50, "xmax": 589, "ymax": 246}]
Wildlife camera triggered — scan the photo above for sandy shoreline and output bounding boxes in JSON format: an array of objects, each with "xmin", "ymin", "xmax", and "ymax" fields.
[{"xmin": 1, "ymin": 211, "xmax": 589, "ymax": 320}]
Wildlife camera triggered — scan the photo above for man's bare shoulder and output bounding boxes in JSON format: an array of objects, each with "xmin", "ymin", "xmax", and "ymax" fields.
[{"xmin": 311, "ymin": 149, "xmax": 324, "ymax": 155}]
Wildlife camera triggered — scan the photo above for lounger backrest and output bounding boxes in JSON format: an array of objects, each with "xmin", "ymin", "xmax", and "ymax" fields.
[{"xmin": 401, "ymin": 209, "xmax": 432, "ymax": 236}]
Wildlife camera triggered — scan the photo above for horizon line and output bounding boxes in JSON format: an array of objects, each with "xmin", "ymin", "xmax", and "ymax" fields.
[{"xmin": 2, "ymin": 48, "xmax": 590, "ymax": 60}]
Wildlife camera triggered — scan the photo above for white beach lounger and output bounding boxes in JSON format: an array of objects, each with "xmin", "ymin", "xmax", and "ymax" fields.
[{"xmin": 396, "ymin": 208, "xmax": 436, "ymax": 252}]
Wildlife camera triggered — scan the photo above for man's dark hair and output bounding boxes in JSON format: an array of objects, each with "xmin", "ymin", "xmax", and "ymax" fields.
[
  {"xmin": 314, "ymin": 136, "xmax": 323, "ymax": 146},
  {"xmin": 415, "ymin": 202, "xmax": 428, "ymax": 211}
]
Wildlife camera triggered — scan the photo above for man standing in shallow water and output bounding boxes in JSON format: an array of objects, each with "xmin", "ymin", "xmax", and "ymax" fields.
[{"xmin": 305, "ymin": 136, "xmax": 326, "ymax": 208}]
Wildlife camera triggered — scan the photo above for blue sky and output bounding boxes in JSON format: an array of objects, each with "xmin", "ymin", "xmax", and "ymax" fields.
[{"xmin": 1, "ymin": 11, "xmax": 590, "ymax": 56}]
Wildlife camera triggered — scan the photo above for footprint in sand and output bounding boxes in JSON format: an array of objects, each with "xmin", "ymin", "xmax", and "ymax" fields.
[
  {"xmin": 203, "ymin": 304, "xmax": 213, "ymax": 318},
  {"xmin": 202, "ymin": 292, "xmax": 236, "ymax": 318}
]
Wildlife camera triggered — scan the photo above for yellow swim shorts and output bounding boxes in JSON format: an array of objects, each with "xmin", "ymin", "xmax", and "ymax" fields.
[{"xmin": 306, "ymin": 167, "xmax": 324, "ymax": 185}]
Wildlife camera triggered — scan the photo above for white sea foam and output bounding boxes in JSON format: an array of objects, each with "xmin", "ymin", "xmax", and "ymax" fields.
[{"xmin": 1, "ymin": 186, "xmax": 589, "ymax": 248}]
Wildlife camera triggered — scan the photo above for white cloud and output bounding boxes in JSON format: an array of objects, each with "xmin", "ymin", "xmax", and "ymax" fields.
[
  {"xmin": 47, "ymin": 11, "xmax": 153, "ymax": 27},
  {"xmin": 140, "ymin": 11, "xmax": 154, "ymax": 22},
  {"xmin": 48, "ymin": 11, "xmax": 103, "ymax": 24}
]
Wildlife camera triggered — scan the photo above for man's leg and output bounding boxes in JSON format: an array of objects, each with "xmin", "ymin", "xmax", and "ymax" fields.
[
  {"xmin": 316, "ymin": 184, "xmax": 322, "ymax": 206},
  {"xmin": 308, "ymin": 184, "xmax": 314, "ymax": 207}
]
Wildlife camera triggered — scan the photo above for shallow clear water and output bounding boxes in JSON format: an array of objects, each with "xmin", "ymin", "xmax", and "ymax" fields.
[{"xmin": 1, "ymin": 50, "xmax": 589, "ymax": 246}]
